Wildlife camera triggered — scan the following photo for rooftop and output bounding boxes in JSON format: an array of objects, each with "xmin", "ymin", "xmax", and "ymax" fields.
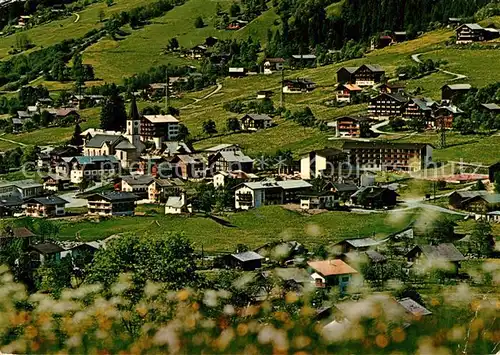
[
  {"xmin": 442, "ymin": 84, "xmax": 472, "ymax": 90},
  {"xmin": 342, "ymin": 237, "xmax": 381, "ymax": 248},
  {"xmin": 481, "ymin": 103, "xmax": 500, "ymax": 111},
  {"xmin": 412, "ymin": 243, "xmax": 465, "ymax": 262},
  {"xmin": 85, "ymin": 134, "xmax": 123, "ymax": 148},
  {"xmin": 122, "ymin": 175, "xmax": 155, "ymax": 186},
  {"xmin": 166, "ymin": 196, "xmax": 184, "ymax": 208},
  {"xmin": 143, "ymin": 115, "xmax": 179, "ymax": 124},
  {"xmin": 231, "ymin": 251, "xmax": 263, "ymax": 262},
  {"xmin": 25, "ymin": 196, "xmax": 69, "ymax": 206},
  {"xmin": 308, "ymin": 259, "xmax": 358, "ymax": 276},
  {"xmin": 89, "ymin": 191, "xmax": 139, "ymax": 202},
  {"xmin": 243, "ymin": 113, "xmax": 273, "ymax": 121},
  {"xmin": 397, "ymin": 297, "xmax": 432, "ymax": 316},
  {"xmin": 30, "ymin": 242, "xmax": 64, "ymax": 255}
]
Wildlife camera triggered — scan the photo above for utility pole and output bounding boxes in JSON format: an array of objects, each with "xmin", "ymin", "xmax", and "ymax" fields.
[
  {"xmin": 165, "ymin": 69, "xmax": 170, "ymax": 112},
  {"xmin": 280, "ymin": 68, "xmax": 285, "ymax": 112}
]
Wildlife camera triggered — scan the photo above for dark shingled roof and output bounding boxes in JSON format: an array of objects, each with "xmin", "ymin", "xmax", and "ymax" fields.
[
  {"xmin": 25, "ymin": 196, "xmax": 69, "ymax": 206},
  {"xmin": 89, "ymin": 191, "xmax": 139, "ymax": 202},
  {"xmin": 85, "ymin": 134, "xmax": 123, "ymax": 148},
  {"xmin": 412, "ymin": 243, "xmax": 465, "ymax": 262},
  {"xmin": 30, "ymin": 242, "xmax": 64, "ymax": 255}
]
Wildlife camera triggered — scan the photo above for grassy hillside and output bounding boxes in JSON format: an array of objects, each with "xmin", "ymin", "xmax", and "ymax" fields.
[
  {"xmin": 83, "ymin": 0, "xmax": 280, "ymax": 83},
  {"xmin": 0, "ymin": 0, "xmax": 145, "ymax": 59},
  {"xmin": 56, "ymin": 205, "xmax": 418, "ymax": 252}
]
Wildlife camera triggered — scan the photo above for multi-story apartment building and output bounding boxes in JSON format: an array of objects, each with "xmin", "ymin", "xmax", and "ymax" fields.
[
  {"xmin": 141, "ymin": 115, "xmax": 180, "ymax": 149},
  {"xmin": 368, "ymin": 92, "xmax": 408, "ymax": 119}
]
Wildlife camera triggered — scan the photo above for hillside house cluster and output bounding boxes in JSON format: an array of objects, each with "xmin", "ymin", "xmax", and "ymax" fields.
[
  {"xmin": 455, "ymin": 23, "xmax": 500, "ymax": 44},
  {"xmin": 370, "ymin": 31, "xmax": 408, "ymax": 50},
  {"xmin": 449, "ymin": 190, "xmax": 500, "ymax": 222}
]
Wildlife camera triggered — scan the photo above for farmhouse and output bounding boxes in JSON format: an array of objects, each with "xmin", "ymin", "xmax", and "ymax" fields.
[
  {"xmin": 433, "ymin": 105, "xmax": 463, "ymax": 129},
  {"xmin": 240, "ymin": 113, "xmax": 274, "ymax": 131},
  {"xmin": 263, "ymin": 58, "xmax": 285, "ymax": 74},
  {"xmin": 42, "ymin": 174, "xmax": 71, "ymax": 192},
  {"xmin": 283, "ymin": 79, "xmax": 316, "ymax": 93},
  {"xmin": 456, "ymin": 23, "xmax": 485, "ymax": 43},
  {"xmin": 368, "ymin": 92, "xmax": 408, "ymax": 119},
  {"xmin": 350, "ymin": 186, "xmax": 399, "ymax": 209},
  {"xmin": 335, "ymin": 83, "xmax": 362, "ymax": 103},
  {"xmin": 23, "ymin": 196, "xmax": 68, "ymax": 218},
  {"xmin": 147, "ymin": 178, "xmax": 185, "ymax": 203},
  {"xmin": 327, "ymin": 116, "xmax": 368, "ymax": 138},
  {"xmin": 0, "ymin": 196, "xmax": 23, "ymax": 217},
  {"xmin": 379, "ymin": 82, "xmax": 405, "ymax": 94},
  {"xmin": 337, "ymin": 65, "xmax": 385, "ymax": 86},
  {"xmin": 406, "ymin": 243, "xmax": 465, "ymax": 274},
  {"xmin": 307, "ymin": 259, "xmax": 358, "ymax": 292},
  {"xmin": 299, "ymin": 191, "xmax": 338, "ymax": 210},
  {"xmin": 335, "ymin": 237, "xmax": 382, "ymax": 253},
  {"xmin": 209, "ymin": 151, "xmax": 254, "ymax": 174},
  {"xmin": 460, "ymin": 194, "xmax": 500, "ymax": 214},
  {"xmin": 234, "ymin": 180, "xmax": 312, "ymax": 210},
  {"xmin": 141, "ymin": 114, "xmax": 180, "ymax": 149},
  {"xmin": 336, "ymin": 67, "xmax": 358, "ymax": 84},
  {"xmin": 448, "ymin": 191, "xmax": 488, "ymax": 209},
  {"xmin": 29, "ymin": 243, "xmax": 63, "ymax": 265},
  {"xmin": 87, "ymin": 192, "xmax": 139, "ymax": 216},
  {"xmin": 441, "ymin": 84, "xmax": 472, "ymax": 102},
  {"xmin": 187, "ymin": 45, "xmax": 207, "ymax": 59},
  {"xmin": 481, "ymin": 103, "xmax": 500, "ymax": 114}
]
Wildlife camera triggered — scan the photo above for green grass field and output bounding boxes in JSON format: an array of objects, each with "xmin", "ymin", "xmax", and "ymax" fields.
[
  {"xmin": 0, "ymin": 0, "xmax": 146, "ymax": 59},
  {"xmin": 55, "ymin": 205, "xmax": 418, "ymax": 252}
]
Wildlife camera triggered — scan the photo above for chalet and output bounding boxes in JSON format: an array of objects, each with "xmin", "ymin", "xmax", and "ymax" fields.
[
  {"xmin": 187, "ymin": 45, "xmax": 207, "ymax": 59},
  {"xmin": 0, "ymin": 227, "xmax": 36, "ymax": 245},
  {"xmin": 58, "ymin": 156, "xmax": 120, "ymax": 184},
  {"xmin": 483, "ymin": 27, "xmax": 500, "ymax": 41},
  {"xmin": 209, "ymin": 151, "xmax": 254, "ymax": 173},
  {"xmin": 335, "ymin": 237, "xmax": 382, "ymax": 253},
  {"xmin": 141, "ymin": 114, "xmax": 180, "ymax": 148},
  {"xmin": 283, "ymin": 79, "xmax": 316, "ymax": 93},
  {"xmin": 229, "ymin": 251, "xmax": 263, "ymax": 271},
  {"xmin": 481, "ymin": 103, "xmax": 500, "ymax": 114},
  {"xmin": 147, "ymin": 178, "xmax": 185, "ymax": 203},
  {"xmin": 228, "ymin": 67, "xmax": 246, "ymax": 78},
  {"xmin": 0, "ymin": 180, "xmax": 43, "ymax": 200},
  {"xmin": 234, "ymin": 180, "xmax": 312, "ymax": 210},
  {"xmin": 170, "ymin": 154, "xmax": 206, "ymax": 179},
  {"xmin": 290, "ymin": 54, "xmax": 317, "ymax": 68},
  {"xmin": 371, "ymin": 35, "xmax": 394, "ymax": 50},
  {"xmin": 354, "ymin": 64, "xmax": 385, "ymax": 86},
  {"xmin": 87, "ymin": 191, "xmax": 139, "ymax": 216},
  {"xmin": 433, "ymin": 105, "xmax": 463, "ymax": 129},
  {"xmin": 441, "ymin": 84, "xmax": 472, "ymax": 102},
  {"xmin": 379, "ymin": 82, "xmax": 405, "ymax": 94},
  {"xmin": 401, "ymin": 97, "xmax": 436, "ymax": 122},
  {"xmin": 121, "ymin": 175, "xmax": 155, "ymax": 199},
  {"xmin": 299, "ymin": 191, "xmax": 338, "ymax": 210},
  {"xmin": 165, "ymin": 194, "xmax": 188, "ymax": 214},
  {"xmin": 350, "ymin": 186, "xmax": 399, "ymax": 209},
  {"xmin": 336, "ymin": 67, "xmax": 358, "ymax": 84},
  {"xmin": 331, "ymin": 183, "xmax": 359, "ymax": 201},
  {"xmin": 227, "ymin": 19, "xmax": 248, "ymax": 30},
  {"xmin": 29, "ymin": 243, "xmax": 63, "ymax": 265},
  {"xmin": 41, "ymin": 174, "xmax": 71, "ymax": 192},
  {"xmin": 327, "ymin": 116, "xmax": 369, "ymax": 138},
  {"xmin": 23, "ymin": 196, "xmax": 68, "ymax": 218},
  {"xmin": 335, "ymin": 83, "xmax": 362, "ymax": 103},
  {"xmin": 50, "ymin": 108, "xmax": 80, "ymax": 121},
  {"xmin": 70, "ymin": 94, "xmax": 105, "ymax": 108},
  {"xmin": 406, "ymin": 243, "xmax": 465, "ymax": 274},
  {"xmin": 368, "ymin": 92, "xmax": 408, "ymax": 118},
  {"xmin": 456, "ymin": 23, "xmax": 485, "ymax": 44},
  {"xmin": 240, "ymin": 113, "xmax": 274, "ymax": 131},
  {"xmin": 307, "ymin": 259, "xmax": 358, "ymax": 293},
  {"xmin": 59, "ymin": 241, "xmax": 102, "ymax": 260},
  {"xmin": 256, "ymin": 90, "xmax": 273, "ymax": 99},
  {"xmin": 341, "ymin": 141, "xmax": 434, "ymax": 172},
  {"xmin": 263, "ymin": 57, "xmax": 285, "ymax": 74},
  {"xmin": 0, "ymin": 196, "xmax": 23, "ymax": 217},
  {"xmin": 460, "ymin": 194, "xmax": 500, "ymax": 214},
  {"xmin": 204, "ymin": 36, "xmax": 218, "ymax": 47},
  {"xmin": 147, "ymin": 83, "xmax": 167, "ymax": 98},
  {"xmin": 213, "ymin": 170, "xmax": 258, "ymax": 188},
  {"xmin": 299, "ymin": 148, "xmax": 347, "ymax": 179},
  {"xmin": 448, "ymin": 190, "xmax": 488, "ymax": 209},
  {"xmin": 17, "ymin": 15, "xmax": 32, "ymax": 27},
  {"xmin": 36, "ymin": 98, "xmax": 53, "ymax": 108}
]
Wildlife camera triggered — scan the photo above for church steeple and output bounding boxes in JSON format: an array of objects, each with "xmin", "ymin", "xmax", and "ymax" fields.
[{"xmin": 129, "ymin": 95, "xmax": 140, "ymax": 122}]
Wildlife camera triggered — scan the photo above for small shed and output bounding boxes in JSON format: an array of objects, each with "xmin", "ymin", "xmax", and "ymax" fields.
[{"xmin": 229, "ymin": 251, "xmax": 264, "ymax": 271}]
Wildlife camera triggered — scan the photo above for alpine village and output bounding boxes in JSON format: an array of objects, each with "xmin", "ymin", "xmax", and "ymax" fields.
[{"xmin": 0, "ymin": 0, "xmax": 498, "ymax": 353}]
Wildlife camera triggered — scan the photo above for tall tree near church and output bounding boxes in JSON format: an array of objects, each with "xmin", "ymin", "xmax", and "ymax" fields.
[{"xmin": 100, "ymin": 85, "xmax": 127, "ymax": 131}]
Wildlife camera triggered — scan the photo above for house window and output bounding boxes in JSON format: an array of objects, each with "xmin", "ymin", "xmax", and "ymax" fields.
[{"xmin": 341, "ymin": 276, "xmax": 349, "ymax": 282}]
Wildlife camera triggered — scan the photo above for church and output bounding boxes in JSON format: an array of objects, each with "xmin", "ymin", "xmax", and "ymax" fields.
[{"xmin": 82, "ymin": 97, "xmax": 146, "ymax": 169}]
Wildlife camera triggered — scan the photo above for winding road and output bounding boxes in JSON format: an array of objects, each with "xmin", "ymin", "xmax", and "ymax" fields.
[
  {"xmin": 180, "ymin": 83, "xmax": 222, "ymax": 109},
  {"xmin": 411, "ymin": 53, "xmax": 467, "ymax": 81}
]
